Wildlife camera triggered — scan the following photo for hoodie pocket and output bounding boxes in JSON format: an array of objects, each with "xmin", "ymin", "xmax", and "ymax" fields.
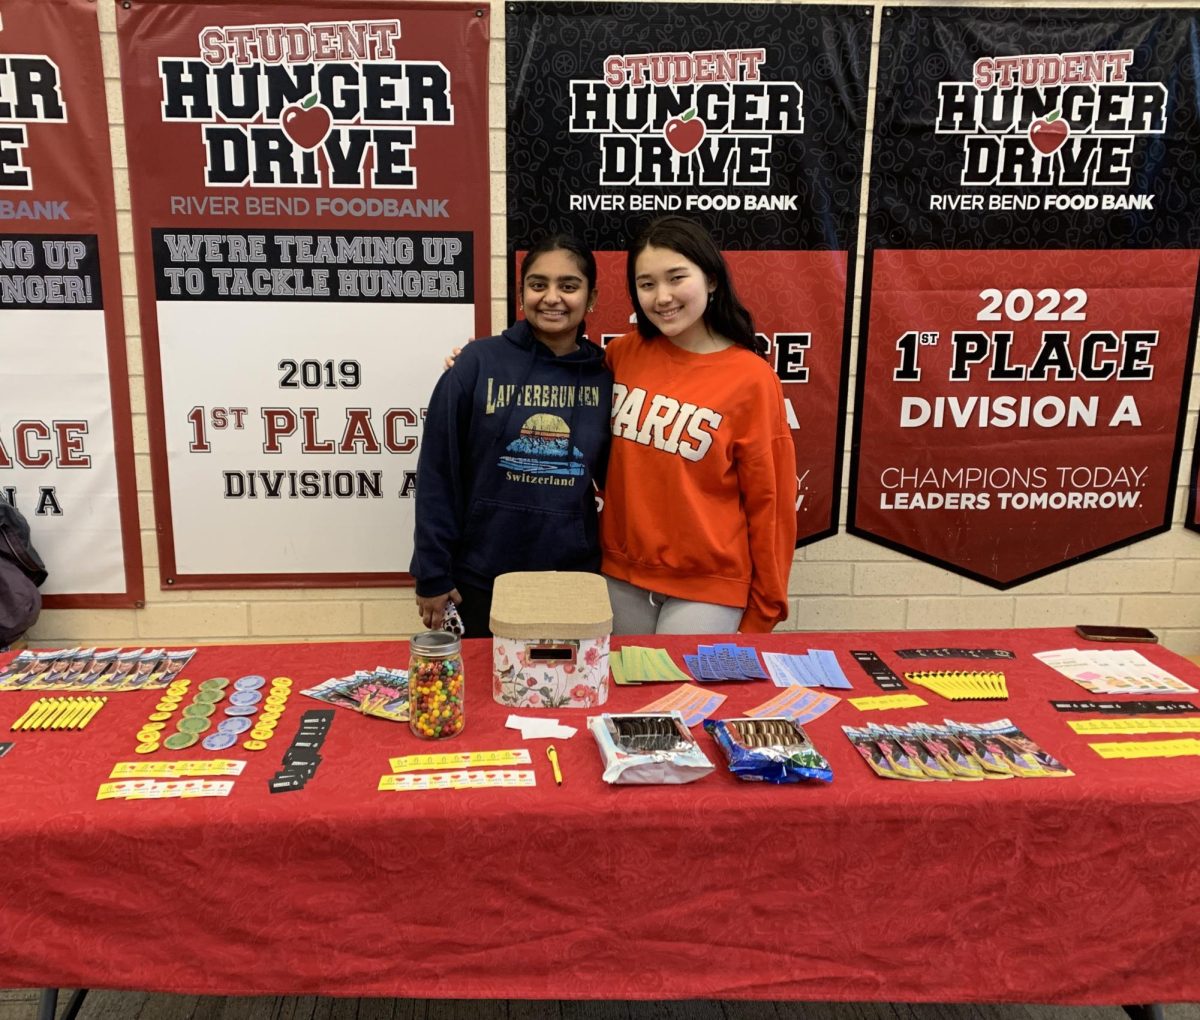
[{"xmin": 460, "ymin": 498, "xmax": 595, "ymax": 579}]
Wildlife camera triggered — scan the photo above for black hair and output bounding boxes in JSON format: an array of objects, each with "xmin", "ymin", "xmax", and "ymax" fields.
[
  {"xmin": 625, "ymin": 215, "xmax": 765, "ymax": 357},
  {"xmin": 520, "ymin": 234, "xmax": 598, "ymax": 295}
]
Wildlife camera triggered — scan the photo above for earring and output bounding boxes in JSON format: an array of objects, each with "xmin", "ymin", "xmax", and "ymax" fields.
[{"xmin": 707, "ymin": 292, "xmax": 714, "ymax": 305}]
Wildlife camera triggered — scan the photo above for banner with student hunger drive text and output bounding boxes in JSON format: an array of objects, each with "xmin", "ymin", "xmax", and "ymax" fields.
[
  {"xmin": 118, "ymin": 0, "xmax": 489, "ymax": 588},
  {"xmin": 0, "ymin": 0, "xmax": 143, "ymax": 606},
  {"xmin": 506, "ymin": 2, "xmax": 872, "ymax": 547},
  {"xmin": 852, "ymin": 7, "xmax": 1200, "ymax": 588}
]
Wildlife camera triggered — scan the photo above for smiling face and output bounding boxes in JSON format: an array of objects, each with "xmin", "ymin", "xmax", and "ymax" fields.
[
  {"xmin": 633, "ymin": 244, "xmax": 715, "ymax": 348},
  {"xmin": 521, "ymin": 248, "xmax": 594, "ymax": 353}
]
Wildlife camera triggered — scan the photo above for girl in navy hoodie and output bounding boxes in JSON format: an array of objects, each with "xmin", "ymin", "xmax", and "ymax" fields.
[{"xmin": 411, "ymin": 237, "xmax": 613, "ymax": 637}]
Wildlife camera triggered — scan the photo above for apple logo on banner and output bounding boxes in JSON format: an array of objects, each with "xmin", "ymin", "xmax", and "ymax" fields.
[
  {"xmin": 280, "ymin": 93, "xmax": 332, "ymax": 150},
  {"xmin": 664, "ymin": 108, "xmax": 705, "ymax": 154},
  {"xmin": 1029, "ymin": 109, "xmax": 1068, "ymax": 155}
]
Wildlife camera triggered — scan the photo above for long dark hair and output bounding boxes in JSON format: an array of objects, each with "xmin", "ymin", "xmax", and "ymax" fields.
[
  {"xmin": 625, "ymin": 216, "xmax": 765, "ymax": 357},
  {"xmin": 521, "ymin": 234, "xmax": 598, "ymax": 296}
]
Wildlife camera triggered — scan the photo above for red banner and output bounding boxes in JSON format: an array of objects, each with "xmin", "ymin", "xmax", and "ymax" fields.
[
  {"xmin": 0, "ymin": 0, "xmax": 142, "ymax": 606},
  {"xmin": 117, "ymin": 1, "xmax": 490, "ymax": 589},
  {"xmin": 853, "ymin": 249, "xmax": 1199, "ymax": 586},
  {"xmin": 1191, "ymin": 455, "xmax": 1200, "ymax": 532}
]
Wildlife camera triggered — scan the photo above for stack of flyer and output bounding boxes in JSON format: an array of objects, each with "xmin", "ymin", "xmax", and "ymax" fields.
[
  {"xmin": 1034, "ymin": 648, "xmax": 1197, "ymax": 695},
  {"xmin": 300, "ymin": 667, "xmax": 409, "ymax": 721}
]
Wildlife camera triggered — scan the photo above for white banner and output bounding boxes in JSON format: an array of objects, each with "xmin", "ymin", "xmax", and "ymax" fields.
[
  {"xmin": 157, "ymin": 296, "xmax": 467, "ymax": 575},
  {"xmin": 1, "ymin": 306, "xmax": 129, "ymax": 595}
]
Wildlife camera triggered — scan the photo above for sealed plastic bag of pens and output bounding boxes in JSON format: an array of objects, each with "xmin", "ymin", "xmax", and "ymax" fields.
[
  {"xmin": 704, "ymin": 717, "xmax": 833, "ymax": 783},
  {"xmin": 588, "ymin": 712, "xmax": 714, "ymax": 784}
]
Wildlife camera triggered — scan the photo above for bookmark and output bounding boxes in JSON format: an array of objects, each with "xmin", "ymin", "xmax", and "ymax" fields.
[
  {"xmin": 378, "ymin": 770, "xmax": 536, "ymax": 791},
  {"xmin": 850, "ymin": 650, "xmax": 906, "ymax": 691},
  {"xmin": 388, "ymin": 749, "xmax": 531, "ymax": 773}
]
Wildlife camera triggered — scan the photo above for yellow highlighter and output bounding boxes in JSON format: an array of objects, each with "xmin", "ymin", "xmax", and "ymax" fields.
[{"xmin": 546, "ymin": 744, "xmax": 563, "ymax": 786}]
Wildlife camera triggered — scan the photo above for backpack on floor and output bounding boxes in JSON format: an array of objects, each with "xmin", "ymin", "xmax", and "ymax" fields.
[{"xmin": 0, "ymin": 499, "xmax": 47, "ymax": 644}]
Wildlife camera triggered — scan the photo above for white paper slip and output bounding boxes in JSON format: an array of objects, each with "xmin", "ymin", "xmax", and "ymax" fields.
[{"xmin": 505, "ymin": 714, "xmax": 577, "ymax": 739}]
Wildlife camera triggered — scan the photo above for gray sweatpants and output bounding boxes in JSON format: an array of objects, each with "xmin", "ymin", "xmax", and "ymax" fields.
[{"xmin": 605, "ymin": 576, "xmax": 743, "ymax": 636}]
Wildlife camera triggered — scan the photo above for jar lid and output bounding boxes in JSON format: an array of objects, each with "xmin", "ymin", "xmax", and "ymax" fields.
[{"xmin": 411, "ymin": 630, "xmax": 462, "ymax": 657}]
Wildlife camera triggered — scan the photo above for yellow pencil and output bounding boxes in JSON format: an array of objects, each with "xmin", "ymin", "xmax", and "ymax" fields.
[
  {"xmin": 52, "ymin": 700, "xmax": 76, "ymax": 730},
  {"xmin": 31, "ymin": 699, "xmax": 56, "ymax": 730},
  {"xmin": 76, "ymin": 698, "xmax": 97, "ymax": 728},
  {"xmin": 41, "ymin": 699, "xmax": 68, "ymax": 730},
  {"xmin": 28, "ymin": 699, "xmax": 58, "ymax": 730},
  {"xmin": 24, "ymin": 696, "xmax": 49, "ymax": 729},
  {"xmin": 62, "ymin": 696, "xmax": 88, "ymax": 729},
  {"xmin": 80, "ymin": 697, "xmax": 106, "ymax": 729},
  {"xmin": 10, "ymin": 701, "xmax": 40, "ymax": 731},
  {"xmin": 54, "ymin": 699, "xmax": 78, "ymax": 730}
]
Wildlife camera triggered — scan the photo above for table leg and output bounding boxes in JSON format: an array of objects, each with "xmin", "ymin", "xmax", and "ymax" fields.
[
  {"xmin": 36, "ymin": 989, "xmax": 55, "ymax": 1020},
  {"xmin": 1123, "ymin": 1005, "xmax": 1166, "ymax": 1020},
  {"xmin": 37, "ymin": 987, "xmax": 88, "ymax": 1020}
]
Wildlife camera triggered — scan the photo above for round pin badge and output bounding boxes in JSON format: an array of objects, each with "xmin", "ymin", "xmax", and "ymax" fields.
[
  {"xmin": 139, "ymin": 721, "xmax": 167, "ymax": 732},
  {"xmin": 224, "ymin": 705, "xmax": 259, "ymax": 717},
  {"xmin": 135, "ymin": 742, "xmax": 160, "ymax": 754},
  {"xmin": 149, "ymin": 712, "xmax": 174, "ymax": 722},
  {"xmin": 182, "ymin": 703, "xmax": 215, "ymax": 719},
  {"xmin": 202, "ymin": 731, "xmax": 238, "ymax": 751},
  {"xmin": 229, "ymin": 690, "xmax": 262, "ymax": 707},
  {"xmin": 234, "ymin": 675, "xmax": 266, "ymax": 691},
  {"xmin": 249, "ymin": 728, "xmax": 274, "ymax": 742},
  {"xmin": 177, "ymin": 717, "xmax": 210, "ymax": 735},
  {"xmin": 163, "ymin": 732, "xmax": 198, "ymax": 751},
  {"xmin": 242, "ymin": 739, "xmax": 268, "ymax": 751},
  {"xmin": 217, "ymin": 717, "xmax": 253, "ymax": 735},
  {"xmin": 155, "ymin": 700, "xmax": 181, "ymax": 712},
  {"xmin": 193, "ymin": 690, "xmax": 224, "ymax": 705},
  {"xmin": 202, "ymin": 676, "xmax": 230, "ymax": 688}
]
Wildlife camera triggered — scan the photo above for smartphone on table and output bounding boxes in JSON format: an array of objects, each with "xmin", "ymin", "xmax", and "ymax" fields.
[{"xmin": 1074, "ymin": 625, "xmax": 1158, "ymax": 643}]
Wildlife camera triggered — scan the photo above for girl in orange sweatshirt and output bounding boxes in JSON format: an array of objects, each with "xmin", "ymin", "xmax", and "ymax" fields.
[{"xmin": 602, "ymin": 216, "xmax": 797, "ymax": 634}]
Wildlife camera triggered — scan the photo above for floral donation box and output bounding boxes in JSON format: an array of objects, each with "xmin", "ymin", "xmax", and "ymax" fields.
[{"xmin": 490, "ymin": 571, "xmax": 612, "ymax": 709}]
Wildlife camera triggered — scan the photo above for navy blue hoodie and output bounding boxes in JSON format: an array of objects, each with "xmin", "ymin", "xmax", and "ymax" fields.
[{"xmin": 411, "ymin": 320, "xmax": 613, "ymax": 596}]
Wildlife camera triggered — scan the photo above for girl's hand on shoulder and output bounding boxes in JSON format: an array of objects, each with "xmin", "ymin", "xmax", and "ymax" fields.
[{"xmin": 443, "ymin": 345, "xmax": 464, "ymax": 372}]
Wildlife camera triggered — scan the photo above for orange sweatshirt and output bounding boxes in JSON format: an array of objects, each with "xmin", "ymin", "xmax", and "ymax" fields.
[{"xmin": 600, "ymin": 332, "xmax": 798, "ymax": 632}]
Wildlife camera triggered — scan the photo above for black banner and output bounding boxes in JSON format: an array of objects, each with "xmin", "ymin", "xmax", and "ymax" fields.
[
  {"xmin": 506, "ymin": 1, "xmax": 872, "ymax": 546},
  {"xmin": 852, "ymin": 7, "xmax": 1200, "ymax": 588}
]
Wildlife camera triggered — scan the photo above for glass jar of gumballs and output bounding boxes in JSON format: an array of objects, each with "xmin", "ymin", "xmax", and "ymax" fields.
[{"xmin": 408, "ymin": 631, "xmax": 465, "ymax": 739}]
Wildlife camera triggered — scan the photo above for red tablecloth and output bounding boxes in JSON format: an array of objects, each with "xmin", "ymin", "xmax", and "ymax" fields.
[{"xmin": 1, "ymin": 627, "xmax": 1198, "ymax": 1003}]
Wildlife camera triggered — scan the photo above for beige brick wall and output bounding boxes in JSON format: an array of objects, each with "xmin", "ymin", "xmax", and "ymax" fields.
[{"xmin": 27, "ymin": 0, "xmax": 1200, "ymax": 654}]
